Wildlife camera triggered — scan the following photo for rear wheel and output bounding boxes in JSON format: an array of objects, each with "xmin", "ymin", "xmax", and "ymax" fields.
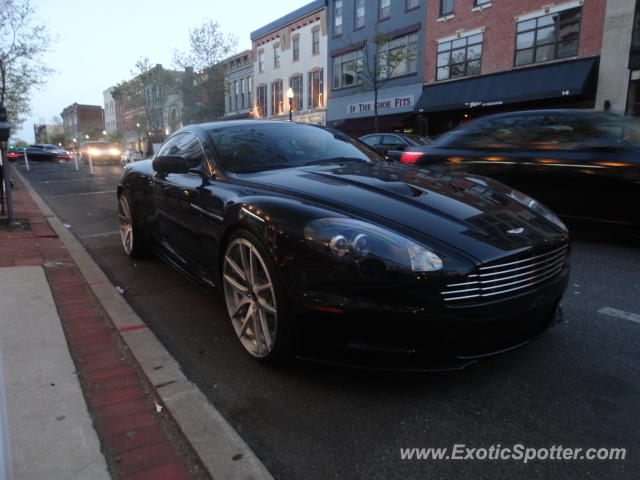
[
  {"xmin": 222, "ymin": 231, "xmax": 292, "ymax": 363},
  {"xmin": 118, "ymin": 190, "xmax": 149, "ymax": 258}
]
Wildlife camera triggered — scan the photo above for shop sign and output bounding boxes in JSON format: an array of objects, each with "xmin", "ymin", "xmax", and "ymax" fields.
[{"xmin": 347, "ymin": 95, "xmax": 414, "ymax": 114}]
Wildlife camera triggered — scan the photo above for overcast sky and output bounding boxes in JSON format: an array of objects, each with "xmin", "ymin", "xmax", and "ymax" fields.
[{"xmin": 17, "ymin": 0, "xmax": 311, "ymax": 142}]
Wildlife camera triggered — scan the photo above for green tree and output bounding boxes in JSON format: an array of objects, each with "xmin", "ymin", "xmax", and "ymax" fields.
[
  {"xmin": 45, "ymin": 115, "xmax": 65, "ymax": 145},
  {"xmin": 173, "ymin": 21, "xmax": 237, "ymax": 123},
  {"xmin": 0, "ymin": 0, "xmax": 53, "ymax": 130}
]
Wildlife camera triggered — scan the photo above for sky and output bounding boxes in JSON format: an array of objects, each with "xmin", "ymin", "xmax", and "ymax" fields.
[{"xmin": 17, "ymin": 0, "xmax": 312, "ymax": 142}]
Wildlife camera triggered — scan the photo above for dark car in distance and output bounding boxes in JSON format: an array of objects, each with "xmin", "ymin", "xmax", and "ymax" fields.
[
  {"xmin": 399, "ymin": 110, "xmax": 640, "ymax": 232},
  {"xmin": 7, "ymin": 144, "xmax": 71, "ymax": 162},
  {"xmin": 360, "ymin": 132, "xmax": 432, "ymax": 161},
  {"xmin": 118, "ymin": 121, "xmax": 569, "ymax": 368}
]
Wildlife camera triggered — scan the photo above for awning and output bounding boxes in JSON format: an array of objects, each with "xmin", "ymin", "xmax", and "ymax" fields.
[{"xmin": 415, "ymin": 57, "xmax": 599, "ymax": 113}]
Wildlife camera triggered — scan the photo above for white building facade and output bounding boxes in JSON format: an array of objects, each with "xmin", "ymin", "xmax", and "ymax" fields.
[
  {"xmin": 103, "ymin": 87, "xmax": 117, "ymax": 136},
  {"xmin": 250, "ymin": 0, "xmax": 328, "ymax": 125},
  {"xmin": 223, "ymin": 50, "xmax": 254, "ymax": 120}
]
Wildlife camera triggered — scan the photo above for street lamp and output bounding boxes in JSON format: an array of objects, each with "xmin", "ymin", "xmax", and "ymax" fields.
[
  {"xmin": 102, "ymin": 129, "xmax": 107, "ymax": 140},
  {"xmin": 85, "ymin": 134, "xmax": 89, "ymax": 140},
  {"xmin": 286, "ymin": 87, "xmax": 294, "ymax": 122},
  {"xmin": 136, "ymin": 122, "xmax": 141, "ymax": 153}
]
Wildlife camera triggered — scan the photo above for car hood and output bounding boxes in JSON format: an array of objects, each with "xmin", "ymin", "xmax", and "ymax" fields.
[{"xmin": 240, "ymin": 162, "xmax": 568, "ymax": 263}]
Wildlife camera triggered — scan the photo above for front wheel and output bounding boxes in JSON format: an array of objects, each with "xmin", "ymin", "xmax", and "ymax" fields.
[
  {"xmin": 118, "ymin": 190, "xmax": 149, "ymax": 258},
  {"xmin": 222, "ymin": 231, "xmax": 292, "ymax": 364}
]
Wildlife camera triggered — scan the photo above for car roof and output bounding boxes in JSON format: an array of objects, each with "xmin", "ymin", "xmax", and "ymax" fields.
[{"xmin": 176, "ymin": 119, "xmax": 321, "ymax": 137}]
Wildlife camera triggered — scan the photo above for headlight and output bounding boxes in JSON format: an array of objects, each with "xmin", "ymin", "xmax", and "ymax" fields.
[
  {"xmin": 88, "ymin": 148, "xmax": 99, "ymax": 155},
  {"xmin": 508, "ymin": 189, "xmax": 567, "ymax": 231},
  {"xmin": 304, "ymin": 218, "xmax": 443, "ymax": 272},
  {"xmin": 110, "ymin": 148, "xmax": 121, "ymax": 155}
]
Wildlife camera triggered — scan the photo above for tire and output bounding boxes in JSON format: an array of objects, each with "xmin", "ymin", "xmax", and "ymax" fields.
[
  {"xmin": 221, "ymin": 229, "xmax": 292, "ymax": 364},
  {"xmin": 118, "ymin": 190, "xmax": 149, "ymax": 258}
]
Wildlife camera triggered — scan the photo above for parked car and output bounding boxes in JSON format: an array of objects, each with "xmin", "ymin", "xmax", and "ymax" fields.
[
  {"xmin": 117, "ymin": 120, "xmax": 569, "ymax": 367},
  {"xmin": 6, "ymin": 144, "xmax": 70, "ymax": 162},
  {"xmin": 399, "ymin": 110, "xmax": 640, "ymax": 232},
  {"xmin": 359, "ymin": 132, "xmax": 432, "ymax": 161},
  {"xmin": 79, "ymin": 141, "xmax": 121, "ymax": 163},
  {"xmin": 121, "ymin": 149, "xmax": 143, "ymax": 164}
]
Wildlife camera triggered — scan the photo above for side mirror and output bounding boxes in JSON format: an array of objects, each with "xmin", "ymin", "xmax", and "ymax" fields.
[{"xmin": 153, "ymin": 155, "xmax": 197, "ymax": 174}]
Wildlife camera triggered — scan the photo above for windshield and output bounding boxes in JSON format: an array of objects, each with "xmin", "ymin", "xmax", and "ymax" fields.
[{"xmin": 209, "ymin": 123, "xmax": 384, "ymax": 173}]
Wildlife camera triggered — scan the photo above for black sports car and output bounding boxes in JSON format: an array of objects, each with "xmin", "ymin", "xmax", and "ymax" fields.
[
  {"xmin": 7, "ymin": 144, "xmax": 71, "ymax": 162},
  {"xmin": 399, "ymin": 110, "xmax": 640, "ymax": 232},
  {"xmin": 117, "ymin": 121, "xmax": 570, "ymax": 367}
]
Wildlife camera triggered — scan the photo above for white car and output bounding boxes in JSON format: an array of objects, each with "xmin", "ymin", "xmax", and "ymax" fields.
[{"xmin": 121, "ymin": 149, "xmax": 143, "ymax": 164}]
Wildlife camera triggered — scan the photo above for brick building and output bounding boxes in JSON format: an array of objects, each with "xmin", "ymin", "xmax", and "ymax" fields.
[
  {"xmin": 415, "ymin": 0, "xmax": 606, "ymax": 135},
  {"xmin": 60, "ymin": 103, "xmax": 105, "ymax": 145}
]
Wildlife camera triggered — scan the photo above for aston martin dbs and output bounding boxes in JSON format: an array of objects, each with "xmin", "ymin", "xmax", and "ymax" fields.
[{"xmin": 117, "ymin": 120, "xmax": 570, "ymax": 367}]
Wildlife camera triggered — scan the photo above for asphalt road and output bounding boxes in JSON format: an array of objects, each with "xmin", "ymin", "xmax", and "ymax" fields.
[{"xmin": 14, "ymin": 158, "xmax": 640, "ymax": 479}]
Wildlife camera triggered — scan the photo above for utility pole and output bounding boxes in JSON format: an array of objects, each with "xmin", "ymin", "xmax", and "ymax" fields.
[{"xmin": 0, "ymin": 104, "xmax": 16, "ymax": 225}]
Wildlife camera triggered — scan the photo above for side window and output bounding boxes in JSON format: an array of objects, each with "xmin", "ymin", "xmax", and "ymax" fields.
[
  {"xmin": 381, "ymin": 135, "xmax": 406, "ymax": 148},
  {"xmin": 177, "ymin": 133, "xmax": 206, "ymax": 166},
  {"xmin": 362, "ymin": 135, "xmax": 381, "ymax": 147},
  {"xmin": 157, "ymin": 133, "xmax": 186, "ymax": 157}
]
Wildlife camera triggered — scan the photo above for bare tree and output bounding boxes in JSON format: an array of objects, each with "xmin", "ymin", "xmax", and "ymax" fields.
[
  {"xmin": 351, "ymin": 31, "xmax": 417, "ymax": 133},
  {"xmin": 0, "ymin": 0, "xmax": 53, "ymax": 130},
  {"xmin": 173, "ymin": 21, "xmax": 238, "ymax": 123}
]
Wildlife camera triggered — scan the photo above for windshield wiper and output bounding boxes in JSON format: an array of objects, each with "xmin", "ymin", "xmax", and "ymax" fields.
[{"xmin": 305, "ymin": 157, "xmax": 369, "ymax": 166}]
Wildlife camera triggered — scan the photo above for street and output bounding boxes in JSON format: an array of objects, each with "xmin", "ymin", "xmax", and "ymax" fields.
[{"xmin": 16, "ymin": 158, "xmax": 640, "ymax": 480}]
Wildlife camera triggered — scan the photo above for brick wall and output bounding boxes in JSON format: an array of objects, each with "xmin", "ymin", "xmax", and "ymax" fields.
[{"xmin": 424, "ymin": 0, "xmax": 606, "ymax": 83}]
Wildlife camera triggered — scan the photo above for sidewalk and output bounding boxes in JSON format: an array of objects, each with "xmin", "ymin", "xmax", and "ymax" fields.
[{"xmin": 0, "ymin": 176, "xmax": 207, "ymax": 479}]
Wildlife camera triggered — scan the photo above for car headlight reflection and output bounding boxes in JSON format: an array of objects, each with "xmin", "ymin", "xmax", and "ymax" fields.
[
  {"xmin": 109, "ymin": 148, "xmax": 121, "ymax": 155},
  {"xmin": 305, "ymin": 218, "xmax": 443, "ymax": 272},
  {"xmin": 508, "ymin": 189, "xmax": 567, "ymax": 232}
]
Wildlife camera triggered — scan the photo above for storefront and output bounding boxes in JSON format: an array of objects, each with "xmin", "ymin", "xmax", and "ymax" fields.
[
  {"xmin": 414, "ymin": 57, "xmax": 600, "ymax": 136},
  {"xmin": 326, "ymin": 83, "xmax": 424, "ymax": 137}
]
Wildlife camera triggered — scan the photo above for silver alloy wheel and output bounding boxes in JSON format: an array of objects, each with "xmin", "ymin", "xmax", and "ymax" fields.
[
  {"xmin": 118, "ymin": 194, "xmax": 133, "ymax": 256},
  {"xmin": 222, "ymin": 238, "xmax": 278, "ymax": 358}
]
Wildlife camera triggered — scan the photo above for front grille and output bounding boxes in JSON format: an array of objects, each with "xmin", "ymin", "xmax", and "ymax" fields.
[{"xmin": 442, "ymin": 244, "xmax": 568, "ymax": 304}]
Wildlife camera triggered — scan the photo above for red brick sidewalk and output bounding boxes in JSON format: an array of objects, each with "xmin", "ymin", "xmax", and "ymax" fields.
[{"xmin": 1, "ymin": 177, "xmax": 209, "ymax": 479}]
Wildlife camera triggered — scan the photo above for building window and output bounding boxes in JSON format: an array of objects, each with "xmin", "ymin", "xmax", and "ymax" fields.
[
  {"xmin": 332, "ymin": 49, "xmax": 363, "ymax": 89},
  {"xmin": 256, "ymin": 84, "xmax": 267, "ymax": 117},
  {"xmin": 633, "ymin": 3, "xmax": 640, "ymax": 49},
  {"xmin": 234, "ymin": 80, "xmax": 239, "ymax": 110},
  {"xmin": 258, "ymin": 51, "xmax": 265, "ymax": 73},
  {"xmin": 436, "ymin": 33, "xmax": 483, "ymax": 80},
  {"xmin": 248, "ymin": 77, "xmax": 253, "ymax": 107},
  {"xmin": 271, "ymin": 80, "xmax": 283, "ymax": 115},
  {"xmin": 355, "ymin": 0, "xmax": 365, "ymax": 29},
  {"xmin": 515, "ymin": 7, "xmax": 581, "ymax": 66},
  {"xmin": 379, "ymin": 0, "xmax": 390, "ymax": 19},
  {"xmin": 289, "ymin": 75, "xmax": 303, "ymax": 111},
  {"xmin": 308, "ymin": 69, "xmax": 324, "ymax": 108},
  {"xmin": 312, "ymin": 28, "xmax": 320, "ymax": 55},
  {"xmin": 440, "ymin": 0, "xmax": 454, "ymax": 16},
  {"xmin": 240, "ymin": 78, "xmax": 245, "ymax": 109},
  {"xmin": 293, "ymin": 37, "xmax": 300, "ymax": 61},
  {"xmin": 377, "ymin": 32, "xmax": 418, "ymax": 79},
  {"xmin": 274, "ymin": 45, "xmax": 280, "ymax": 68},
  {"xmin": 474, "ymin": 0, "xmax": 490, "ymax": 5},
  {"xmin": 406, "ymin": 0, "xmax": 419, "ymax": 10},
  {"xmin": 334, "ymin": 0, "xmax": 343, "ymax": 36}
]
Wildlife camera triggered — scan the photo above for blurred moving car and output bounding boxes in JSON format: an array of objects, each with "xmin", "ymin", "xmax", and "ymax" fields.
[
  {"xmin": 6, "ymin": 144, "xmax": 71, "ymax": 162},
  {"xmin": 121, "ymin": 149, "xmax": 143, "ymax": 164},
  {"xmin": 359, "ymin": 133, "xmax": 432, "ymax": 161},
  {"xmin": 117, "ymin": 120, "xmax": 569, "ymax": 367},
  {"xmin": 80, "ymin": 141, "xmax": 121, "ymax": 163},
  {"xmin": 399, "ymin": 110, "xmax": 640, "ymax": 232}
]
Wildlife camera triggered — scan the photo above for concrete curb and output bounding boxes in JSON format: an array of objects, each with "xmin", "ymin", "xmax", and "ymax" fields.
[{"xmin": 14, "ymin": 168, "xmax": 274, "ymax": 480}]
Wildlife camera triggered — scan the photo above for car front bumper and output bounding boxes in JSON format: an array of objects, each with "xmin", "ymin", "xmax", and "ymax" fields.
[{"xmin": 294, "ymin": 264, "xmax": 569, "ymax": 369}]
